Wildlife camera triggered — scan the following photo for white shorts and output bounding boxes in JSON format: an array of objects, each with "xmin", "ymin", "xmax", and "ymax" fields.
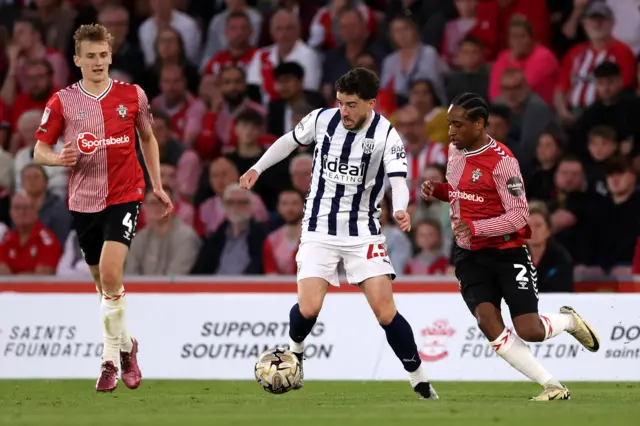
[{"xmin": 295, "ymin": 237, "xmax": 396, "ymax": 286}]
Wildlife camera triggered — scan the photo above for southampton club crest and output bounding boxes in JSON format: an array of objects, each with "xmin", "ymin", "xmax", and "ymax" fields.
[
  {"xmin": 362, "ymin": 138, "xmax": 375, "ymax": 154},
  {"xmin": 470, "ymin": 168, "xmax": 482, "ymax": 184},
  {"xmin": 116, "ymin": 104, "xmax": 128, "ymax": 120}
]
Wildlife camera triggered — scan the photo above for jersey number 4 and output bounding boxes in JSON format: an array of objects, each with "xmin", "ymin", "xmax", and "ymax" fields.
[
  {"xmin": 122, "ymin": 212, "xmax": 134, "ymax": 240},
  {"xmin": 367, "ymin": 244, "xmax": 388, "ymax": 259}
]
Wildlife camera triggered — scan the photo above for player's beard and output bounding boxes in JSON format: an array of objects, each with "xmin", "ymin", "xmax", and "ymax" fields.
[{"xmin": 344, "ymin": 115, "xmax": 367, "ymax": 131}]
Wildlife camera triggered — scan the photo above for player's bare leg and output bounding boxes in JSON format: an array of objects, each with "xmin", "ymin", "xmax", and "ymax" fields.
[
  {"xmin": 96, "ymin": 241, "xmax": 140, "ymax": 392},
  {"xmin": 361, "ymin": 275, "xmax": 438, "ymax": 400},
  {"xmin": 287, "ymin": 277, "xmax": 329, "ymax": 389},
  {"xmin": 475, "ymin": 303, "xmax": 571, "ymax": 401}
]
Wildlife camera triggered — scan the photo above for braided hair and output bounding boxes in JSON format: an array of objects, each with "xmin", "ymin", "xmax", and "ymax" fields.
[{"xmin": 450, "ymin": 93, "xmax": 489, "ymax": 128}]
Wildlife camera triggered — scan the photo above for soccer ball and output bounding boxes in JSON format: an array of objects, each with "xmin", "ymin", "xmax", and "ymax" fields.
[{"xmin": 254, "ymin": 347, "xmax": 302, "ymax": 394}]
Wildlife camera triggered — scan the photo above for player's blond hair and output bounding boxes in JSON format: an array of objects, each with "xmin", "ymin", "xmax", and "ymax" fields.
[{"xmin": 73, "ymin": 24, "xmax": 113, "ymax": 55}]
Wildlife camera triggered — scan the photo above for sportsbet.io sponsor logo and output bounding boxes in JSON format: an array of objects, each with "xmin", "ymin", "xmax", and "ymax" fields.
[
  {"xmin": 448, "ymin": 190, "xmax": 484, "ymax": 203},
  {"xmin": 1, "ymin": 325, "xmax": 102, "ymax": 358},
  {"xmin": 606, "ymin": 325, "xmax": 640, "ymax": 359},
  {"xmin": 77, "ymin": 132, "xmax": 131, "ymax": 155},
  {"xmin": 181, "ymin": 321, "xmax": 333, "ymax": 360},
  {"xmin": 322, "ymin": 154, "xmax": 365, "ymax": 185}
]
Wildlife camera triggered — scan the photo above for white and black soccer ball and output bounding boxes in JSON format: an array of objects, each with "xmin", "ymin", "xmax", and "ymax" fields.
[{"xmin": 254, "ymin": 347, "xmax": 302, "ymax": 394}]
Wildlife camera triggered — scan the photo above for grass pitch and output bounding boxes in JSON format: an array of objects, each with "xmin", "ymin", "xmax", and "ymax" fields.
[{"xmin": 1, "ymin": 380, "xmax": 639, "ymax": 426}]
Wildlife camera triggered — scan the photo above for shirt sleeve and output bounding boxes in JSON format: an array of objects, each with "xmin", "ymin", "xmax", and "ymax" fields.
[
  {"xmin": 291, "ymin": 108, "xmax": 323, "ymax": 146},
  {"xmin": 35, "ymin": 94, "xmax": 65, "ymax": 145},
  {"xmin": 469, "ymin": 156, "xmax": 529, "ymax": 237},
  {"xmin": 135, "ymin": 85, "xmax": 153, "ymax": 134},
  {"xmin": 383, "ymin": 127, "xmax": 408, "ymax": 178}
]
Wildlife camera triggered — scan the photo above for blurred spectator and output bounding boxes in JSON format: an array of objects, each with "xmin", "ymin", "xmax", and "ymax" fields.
[
  {"xmin": 445, "ymin": 36, "xmax": 490, "ymax": 104},
  {"xmin": 247, "ymin": 9, "xmax": 321, "ymax": 103},
  {"xmin": 0, "ymin": 98, "xmax": 9, "ymax": 150},
  {"xmin": 607, "ymin": 0, "xmax": 640, "ymax": 55},
  {"xmin": 405, "ymin": 219, "xmax": 449, "ymax": 275},
  {"xmin": 489, "ymin": 15, "xmax": 558, "ymax": 105},
  {"xmin": 570, "ymin": 61, "xmax": 640, "ymax": 160},
  {"xmin": 11, "ymin": 58, "xmax": 58, "ymax": 132},
  {"xmin": 555, "ymin": 2, "xmax": 636, "ymax": 123},
  {"xmin": 309, "ymin": 0, "xmax": 376, "ymax": 51},
  {"xmin": 56, "ymin": 230, "xmax": 91, "ymax": 277},
  {"xmin": 140, "ymin": 26, "xmax": 200, "ymax": 99},
  {"xmin": 258, "ymin": 0, "xmax": 318, "ymax": 46},
  {"xmin": 267, "ymin": 62, "xmax": 324, "ymax": 136},
  {"xmin": 21, "ymin": 164, "xmax": 72, "ymax": 244},
  {"xmin": 320, "ymin": 7, "xmax": 384, "ymax": 105},
  {"xmin": 0, "ymin": 192, "xmax": 61, "ymax": 275},
  {"xmin": 381, "ymin": 16, "xmax": 446, "ymax": 105},
  {"xmin": 23, "ymin": 0, "xmax": 77, "ymax": 55},
  {"xmin": 585, "ymin": 125, "xmax": 618, "ymax": 196},
  {"xmin": 192, "ymin": 183, "xmax": 268, "ymax": 275},
  {"xmin": 202, "ymin": 11, "xmax": 257, "ymax": 76},
  {"xmin": 395, "ymin": 105, "xmax": 446, "ymax": 203},
  {"xmin": 202, "ymin": 0, "xmax": 262, "ymax": 64},
  {"xmin": 583, "ymin": 156, "xmax": 640, "ymax": 274},
  {"xmin": 262, "ymin": 188, "xmax": 302, "ymax": 274},
  {"xmin": 496, "ymin": 0, "xmax": 551, "ymax": 50},
  {"xmin": 526, "ymin": 200, "xmax": 573, "ymax": 293},
  {"xmin": 199, "ymin": 156, "xmax": 269, "ymax": 235},
  {"xmin": 353, "ymin": 52, "xmax": 396, "ymax": 116},
  {"xmin": 527, "ymin": 130, "xmax": 566, "ymax": 201},
  {"xmin": 0, "ymin": 143, "xmax": 12, "ymax": 191},
  {"xmin": 13, "ymin": 110, "xmax": 68, "ymax": 199},
  {"xmin": 126, "ymin": 187, "xmax": 201, "ymax": 275},
  {"xmin": 138, "ymin": 0, "xmax": 201, "ymax": 66},
  {"xmin": 487, "ymin": 104, "xmax": 511, "ymax": 144},
  {"xmin": 156, "ymin": 163, "xmax": 200, "ymax": 232},
  {"xmin": 547, "ymin": 156, "xmax": 590, "ymax": 264},
  {"xmin": 289, "ymin": 153, "xmax": 312, "ymax": 195},
  {"xmin": 96, "ymin": 4, "xmax": 144, "ymax": 84},
  {"xmin": 138, "ymin": 108, "xmax": 200, "ymax": 200},
  {"xmin": 151, "ymin": 63, "xmax": 205, "ymax": 146},
  {"xmin": 198, "ymin": 65, "xmax": 266, "ymax": 157},
  {"xmin": 405, "ymin": 79, "xmax": 448, "ymax": 144},
  {"xmin": 441, "ymin": 0, "xmax": 499, "ymax": 65},
  {"xmin": 379, "ymin": 196, "xmax": 412, "ymax": 274},
  {"xmin": 227, "ymin": 109, "xmax": 289, "ymax": 210},
  {"xmin": 554, "ymin": 0, "xmax": 589, "ymax": 57},
  {"xmin": 494, "ymin": 68, "xmax": 556, "ymax": 178},
  {"xmin": 411, "ymin": 164, "xmax": 451, "ymax": 253},
  {"xmin": 1, "ymin": 17, "xmax": 68, "ymax": 105}
]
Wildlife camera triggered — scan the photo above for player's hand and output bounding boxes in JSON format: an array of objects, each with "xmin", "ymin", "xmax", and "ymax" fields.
[
  {"xmin": 153, "ymin": 187, "xmax": 174, "ymax": 218},
  {"xmin": 453, "ymin": 220, "xmax": 472, "ymax": 240},
  {"xmin": 58, "ymin": 141, "xmax": 77, "ymax": 167},
  {"xmin": 393, "ymin": 210, "xmax": 411, "ymax": 232},
  {"xmin": 239, "ymin": 169, "xmax": 259, "ymax": 190},
  {"xmin": 421, "ymin": 180, "xmax": 435, "ymax": 200}
]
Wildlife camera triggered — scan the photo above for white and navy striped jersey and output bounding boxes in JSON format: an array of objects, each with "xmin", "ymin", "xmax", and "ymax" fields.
[{"xmin": 293, "ymin": 107, "xmax": 407, "ymax": 244}]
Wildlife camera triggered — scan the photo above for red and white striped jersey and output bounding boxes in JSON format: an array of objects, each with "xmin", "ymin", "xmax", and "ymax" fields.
[
  {"xmin": 406, "ymin": 141, "xmax": 447, "ymax": 202},
  {"xmin": 35, "ymin": 79, "xmax": 152, "ymax": 213},
  {"xmin": 432, "ymin": 138, "xmax": 531, "ymax": 250},
  {"xmin": 202, "ymin": 48, "xmax": 257, "ymax": 76},
  {"xmin": 558, "ymin": 39, "xmax": 637, "ymax": 109}
]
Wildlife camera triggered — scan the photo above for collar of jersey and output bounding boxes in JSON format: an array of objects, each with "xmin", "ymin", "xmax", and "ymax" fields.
[
  {"xmin": 78, "ymin": 78, "xmax": 113, "ymax": 101},
  {"xmin": 463, "ymin": 137, "xmax": 495, "ymax": 157}
]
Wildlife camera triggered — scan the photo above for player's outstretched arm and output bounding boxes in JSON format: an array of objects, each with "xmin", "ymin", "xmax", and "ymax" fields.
[
  {"xmin": 138, "ymin": 126, "xmax": 174, "ymax": 217},
  {"xmin": 34, "ymin": 141, "xmax": 76, "ymax": 167},
  {"xmin": 389, "ymin": 176, "xmax": 412, "ymax": 232}
]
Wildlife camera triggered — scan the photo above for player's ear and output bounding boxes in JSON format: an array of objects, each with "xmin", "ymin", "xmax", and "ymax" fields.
[
  {"xmin": 369, "ymin": 98, "xmax": 376, "ymax": 110},
  {"xmin": 73, "ymin": 55, "xmax": 80, "ymax": 68}
]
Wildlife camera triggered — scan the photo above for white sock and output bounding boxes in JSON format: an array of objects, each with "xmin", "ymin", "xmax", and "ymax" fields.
[
  {"xmin": 288, "ymin": 338, "xmax": 304, "ymax": 354},
  {"xmin": 540, "ymin": 313, "xmax": 575, "ymax": 340},
  {"xmin": 101, "ymin": 287, "xmax": 127, "ymax": 363},
  {"xmin": 120, "ymin": 324, "xmax": 133, "ymax": 353},
  {"xmin": 408, "ymin": 365, "xmax": 429, "ymax": 388},
  {"xmin": 491, "ymin": 328, "xmax": 561, "ymax": 387}
]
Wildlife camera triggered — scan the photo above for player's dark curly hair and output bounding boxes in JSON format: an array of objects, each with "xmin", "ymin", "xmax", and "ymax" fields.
[
  {"xmin": 335, "ymin": 68, "xmax": 379, "ymax": 100},
  {"xmin": 450, "ymin": 92, "xmax": 490, "ymax": 127}
]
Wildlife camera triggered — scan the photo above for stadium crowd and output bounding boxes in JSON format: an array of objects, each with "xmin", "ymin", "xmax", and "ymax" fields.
[{"xmin": 0, "ymin": 0, "xmax": 638, "ymax": 290}]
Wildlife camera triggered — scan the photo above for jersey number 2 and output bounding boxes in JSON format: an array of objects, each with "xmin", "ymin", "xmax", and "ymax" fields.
[{"xmin": 367, "ymin": 244, "xmax": 388, "ymax": 259}]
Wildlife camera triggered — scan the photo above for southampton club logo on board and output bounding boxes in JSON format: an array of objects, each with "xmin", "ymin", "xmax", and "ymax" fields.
[{"xmin": 418, "ymin": 319, "xmax": 456, "ymax": 362}]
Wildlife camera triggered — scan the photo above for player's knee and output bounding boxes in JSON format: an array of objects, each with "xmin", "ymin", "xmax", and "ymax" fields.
[
  {"xmin": 514, "ymin": 321, "xmax": 545, "ymax": 342},
  {"xmin": 370, "ymin": 298, "xmax": 396, "ymax": 325},
  {"xmin": 298, "ymin": 298, "xmax": 323, "ymax": 318},
  {"xmin": 475, "ymin": 308, "xmax": 505, "ymax": 341},
  {"xmin": 99, "ymin": 266, "xmax": 122, "ymax": 293}
]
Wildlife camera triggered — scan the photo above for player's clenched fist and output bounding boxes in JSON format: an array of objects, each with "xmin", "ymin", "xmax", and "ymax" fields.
[
  {"xmin": 58, "ymin": 141, "xmax": 77, "ymax": 167},
  {"xmin": 421, "ymin": 180, "xmax": 434, "ymax": 200},
  {"xmin": 393, "ymin": 210, "xmax": 411, "ymax": 232},
  {"xmin": 239, "ymin": 169, "xmax": 259, "ymax": 189}
]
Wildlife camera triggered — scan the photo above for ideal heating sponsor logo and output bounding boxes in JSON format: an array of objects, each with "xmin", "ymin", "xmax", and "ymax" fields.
[{"xmin": 322, "ymin": 154, "xmax": 365, "ymax": 185}]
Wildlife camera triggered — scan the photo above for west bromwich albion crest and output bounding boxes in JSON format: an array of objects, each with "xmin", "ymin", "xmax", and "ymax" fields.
[
  {"xmin": 116, "ymin": 105, "xmax": 128, "ymax": 120},
  {"xmin": 471, "ymin": 168, "xmax": 482, "ymax": 183},
  {"xmin": 362, "ymin": 138, "xmax": 375, "ymax": 154}
]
